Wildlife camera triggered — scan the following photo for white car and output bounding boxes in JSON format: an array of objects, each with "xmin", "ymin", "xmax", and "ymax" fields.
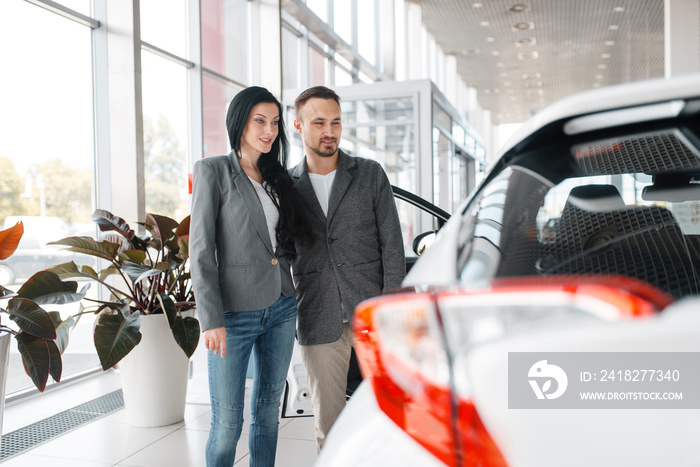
[{"xmin": 317, "ymin": 73, "xmax": 700, "ymax": 467}]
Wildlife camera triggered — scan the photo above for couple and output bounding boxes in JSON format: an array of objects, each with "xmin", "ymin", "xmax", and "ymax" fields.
[{"xmin": 190, "ymin": 85, "xmax": 406, "ymax": 467}]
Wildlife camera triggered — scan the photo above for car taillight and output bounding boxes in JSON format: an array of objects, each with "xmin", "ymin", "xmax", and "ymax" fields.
[
  {"xmin": 354, "ymin": 292, "xmax": 461, "ymax": 465},
  {"xmin": 353, "ymin": 275, "xmax": 670, "ymax": 467}
]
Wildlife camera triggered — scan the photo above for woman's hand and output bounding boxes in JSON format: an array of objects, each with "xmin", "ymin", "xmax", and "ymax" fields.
[{"xmin": 203, "ymin": 327, "xmax": 227, "ymax": 358}]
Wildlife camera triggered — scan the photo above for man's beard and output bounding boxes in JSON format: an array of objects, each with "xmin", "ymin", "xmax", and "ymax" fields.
[{"xmin": 309, "ymin": 139, "xmax": 337, "ymax": 158}]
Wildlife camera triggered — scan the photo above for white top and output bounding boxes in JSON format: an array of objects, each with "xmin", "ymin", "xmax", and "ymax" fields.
[
  {"xmin": 308, "ymin": 170, "xmax": 337, "ymax": 216},
  {"xmin": 248, "ymin": 176, "xmax": 279, "ymax": 250}
]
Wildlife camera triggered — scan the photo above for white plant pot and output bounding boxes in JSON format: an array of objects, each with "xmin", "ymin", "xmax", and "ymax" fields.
[
  {"xmin": 119, "ymin": 312, "xmax": 191, "ymax": 427},
  {"xmin": 0, "ymin": 333, "xmax": 11, "ymax": 451}
]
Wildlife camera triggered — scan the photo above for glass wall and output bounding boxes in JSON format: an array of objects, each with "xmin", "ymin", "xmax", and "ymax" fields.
[
  {"xmin": 141, "ymin": 52, "xmax": 190, "ymax": 221},
  {"xmin": 0, "ymin": 0, "xmax": 487, "ymax": 400},
  {"xmin": 0, "ymin": 0, "xmax": 99, "ymax": 394}
]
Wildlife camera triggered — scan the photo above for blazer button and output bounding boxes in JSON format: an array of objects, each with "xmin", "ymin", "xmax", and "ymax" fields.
[
  {"xmin": 329, "ymin": 264, "xmax": 333, "ymax": 269},
  {"xmin": 328, "ymin": 238, "xmax": 334, "ymax": 243},
  {"xmin": 271, "ymin": 258, "xmax": 278, "ymax": 265}
]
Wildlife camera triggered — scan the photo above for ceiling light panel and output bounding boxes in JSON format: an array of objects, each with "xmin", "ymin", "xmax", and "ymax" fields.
[{"xmin": 419, "ymin": 0, "xmax": 664, "ymax": 125}]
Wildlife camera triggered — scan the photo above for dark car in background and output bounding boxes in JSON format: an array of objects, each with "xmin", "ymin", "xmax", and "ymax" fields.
[{"xmin": 318, "ymin": 73, "xmax": 700, "ymax": 467}]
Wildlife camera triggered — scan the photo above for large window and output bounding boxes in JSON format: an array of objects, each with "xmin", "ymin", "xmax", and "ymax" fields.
[
  {"xmin": 141, "ymin": 52, "xmax": 190, "ymax": 221},
  {"xmin": 0, "ymin": 1, "xmax": 99, "ymax": 394},
  {"xmin": 201, "ymin": 0, "xmax": 249, "ymax": 84}
]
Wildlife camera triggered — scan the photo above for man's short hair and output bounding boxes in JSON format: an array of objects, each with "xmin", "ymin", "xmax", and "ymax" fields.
[{"xmin": 294, "ymin": 86, "xmax": 341, "ymax": 120}]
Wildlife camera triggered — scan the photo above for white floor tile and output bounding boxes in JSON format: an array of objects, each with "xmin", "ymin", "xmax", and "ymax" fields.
[
  {"xmin": 279, "ymin": 417, "xmax": 316, "ymax": 441},
  {"xmin": 274, "ymin": 436, "xmax": 318, "ymax": 467},
  {"xmin": 115, "ymin": 428, "xmax": 210, "ymax": 467},
  {"xmin": 181, "ymin": 410, "xmax": 211, "ymax": 432}
]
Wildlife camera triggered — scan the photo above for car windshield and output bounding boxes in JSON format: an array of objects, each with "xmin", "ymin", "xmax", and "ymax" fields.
[{"xmin": 457, "ymin": 128, "xmax": 700, "ymax": 298}]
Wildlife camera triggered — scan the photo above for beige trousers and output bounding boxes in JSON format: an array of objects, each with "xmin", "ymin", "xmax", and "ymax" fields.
[{"xmin": 299, "ymin": 323, "xmax": 354, "ymax": 452}]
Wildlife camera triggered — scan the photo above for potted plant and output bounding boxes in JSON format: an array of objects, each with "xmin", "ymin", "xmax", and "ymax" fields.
[
  {"xmin": 0, "ymin": 221, "xmax": 84, "ymax": 449},
  {"xmin": 43, "ymin": 209, "xmax": 200, "ymax": 427}
]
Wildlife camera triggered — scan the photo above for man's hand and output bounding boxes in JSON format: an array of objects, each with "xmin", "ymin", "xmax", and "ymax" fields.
[{"xmin": 203, "ymin": 327, "xmax": 227, "ymax": 358}]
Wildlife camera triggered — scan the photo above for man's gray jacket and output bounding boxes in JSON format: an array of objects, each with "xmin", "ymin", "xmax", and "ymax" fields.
[{"xmin": 290, "ymin": 150, "xmax": 406, "ymax": 346}]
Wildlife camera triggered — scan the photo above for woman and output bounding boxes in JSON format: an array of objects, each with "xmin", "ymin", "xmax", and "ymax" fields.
[{"xmin": 190, "ymin": 86, "xmax": 312, "ymax": 467}]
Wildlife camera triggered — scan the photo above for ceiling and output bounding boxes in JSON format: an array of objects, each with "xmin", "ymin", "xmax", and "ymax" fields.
[{"xmin": 419, "ymin": 0, "xmax": 666, "ymax": 124}]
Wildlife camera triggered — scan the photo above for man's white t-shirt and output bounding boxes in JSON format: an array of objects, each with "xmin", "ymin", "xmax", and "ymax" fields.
[{"xmin": 308, "ymin": 170, "xmax": 336, "ymax": 216}]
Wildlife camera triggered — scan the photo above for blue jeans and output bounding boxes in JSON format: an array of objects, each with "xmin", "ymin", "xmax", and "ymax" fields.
[{"xmin": 205, "ymin": 294, "xmax": 297, "ymax": 467}]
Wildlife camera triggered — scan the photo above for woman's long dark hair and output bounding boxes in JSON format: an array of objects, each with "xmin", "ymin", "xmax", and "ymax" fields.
[{"xmin": 226, "ymin": 86, "xmax": 313, "ymax": 254}]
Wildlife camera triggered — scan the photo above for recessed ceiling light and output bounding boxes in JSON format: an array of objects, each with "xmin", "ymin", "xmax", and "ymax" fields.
[
  {"xmin": 598, "ymin": 64, "xmax": 607, "ymax": 69},
  {"xmin": 509, "ymin": 4, "xmax": 530, "ymax": 13},
  {"xmin": 484, "ymin": 89, "xmax": 492, "ymax": 94},
  {"xmin": 601, "ymin": 53, "xmax": 611, "ymax": 58},
  {"xmin": 593, "ymin": 83, "xmax": 602, "ymax": 88},
  {"xmin": 461, "ymin": 48, "xmax": 481, "ymax": 55},
  {"xmin": 522, "ymin": 72, "xmax": 541, "ymax": 79},
  {"xmin": 480, "ymin": 21, "xmax": 490, "ymax": 27},
  {"xmin": 515, "ymin": 37, "xmax": 537, "ymax": 47},
  {"xmin": 525, "ymin": 80, "xmax": 543, "ymax": 87},
  {"xmin": 496, "ymin": 62, "xmax": 505, "ymax": 67},
  {"xmin": 609, "ymin": 25, "xmax": 619, "ymax": 30},
  {"xmin": 500, "ymin": 72, "xmax": 509, "ymax": 77},
  {"xmin": 473, "ymin": 2, "xmax": 483, "ymax": 7},
  {"xmin": 517, "ymin": 50, "xmax": 539, "ymax": 60},
  {"xmin": 614, "ymin": 6, "xmax": 625, "ymax": 12},
  {"xmin": 503, "ymin": 81, "xmax": 512, "ymax": 86},
  {"xmin": 492, "ymin": 51, "xmax": 501, "ymax": 56},
  {"xmin": 512, "ymin": 22, "xmax": 535, "ymax": 31},
  {"xmin": 486, "ymin": 37, "xmax": 496, "ymax": 42},
  {"xmin": 596, "ymin": 74, "xmax": 604, "ymax": 79},
  {"xmin": 605, "ymin": 40, "xmax": 615, "ymax": 46}
]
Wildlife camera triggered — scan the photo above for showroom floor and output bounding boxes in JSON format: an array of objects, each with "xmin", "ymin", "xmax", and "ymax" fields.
[{"xmin": 0, "ymin": 345, "xmax": 318, "ymax": 467}]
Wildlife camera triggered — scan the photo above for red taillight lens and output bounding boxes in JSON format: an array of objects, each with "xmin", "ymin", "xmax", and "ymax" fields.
[
  {"xmin": 354, "ymin": 293, "xmax": 461, "ymax": 465},
  {"xmin": 354, "ymin": 275, "xmax": 671, "ymax": 467}
]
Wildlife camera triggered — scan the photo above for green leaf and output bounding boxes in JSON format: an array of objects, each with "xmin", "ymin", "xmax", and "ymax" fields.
[
  {"xmin": 119, "ymin": 250, "xmax": 147, "ymax": 265},
  {"xmin": 48, "ymin": 236, "xmax": 120, "ymax": 261},
  {"xmin": 156, "ymin": 293, "xmax": 177, "ymax": 328},
  {"xmin": 16, "ymin": 332, "xmax": 51, "ymax": 392},
  {"xmin": 122, "ymin": 261, "xmax": 163, "ymax": 285},
  {"xmin": 1, "ymin": 285, "xmax": 17, "ymax": 299},
  {"xmin": 171, "ymin": 315, "xmax": 200, "ymax": 358},
  {"xmin": 16, "ymin": 271, "xmax": 84, "ymax": 305},
  {"xmin": 92, "ymin": 209, "xmax": 136, "ymax": 244},
  {"xmin": 48, "ymin": 261, "xmax": 98, "ymax": 280},
  {"xmin": 175, "ymin": 216, "xmax": 190, "ymax": 238},
  {"xmin": 49, "ymin": 311, "xmax": 78, "ymax": 354},
  {"xmin": 176, "ymin": 235, "xmax": 189, "ymax": 260},
  {"xmin": 154, "ymin": 261, "xmax": 171, "ymax": 273},
  {"xmin": 94, "ymin": 310, "xmax": 142, "ymax": 370},
  {"xmin": 144, "ymin": 214, "xmax": 179, "ymax": 243},
  {"xmin": 7, "ymin": 298, "xmax": 56, "ymax": 339},
  {"xmin": 98, "ymin": 264, "xmax": 122, "ymax": 281},
  {"xmin": 47, "ymin": 339, "xmax": 62, "ymax": 383}
]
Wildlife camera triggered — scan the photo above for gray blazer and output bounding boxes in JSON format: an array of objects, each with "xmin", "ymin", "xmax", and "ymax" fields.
[
  {"xmin": 190, "ymin": 152, "xmax": 295, "ymax": 332},
  {"xmin": 290, "ymin": 150, "xmax": 406, "ymax": 346}
]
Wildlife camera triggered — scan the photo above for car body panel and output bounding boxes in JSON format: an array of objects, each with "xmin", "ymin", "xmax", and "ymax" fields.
[
  {"xmin": 316, "ymin": 382, "xmax": 446, "ymax": 467},
  {"xmin": 469, "ymin": 299, "xmax": 700, "ymax": 467},
  {"xmin": 318, "ymin": 74, "xmax": 700, "ymax": 466}
]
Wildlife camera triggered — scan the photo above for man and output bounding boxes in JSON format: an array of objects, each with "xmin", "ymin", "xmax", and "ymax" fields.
[{"xmin": 289, "ymin": 85, "xmax": 406, "ymax": 450}]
